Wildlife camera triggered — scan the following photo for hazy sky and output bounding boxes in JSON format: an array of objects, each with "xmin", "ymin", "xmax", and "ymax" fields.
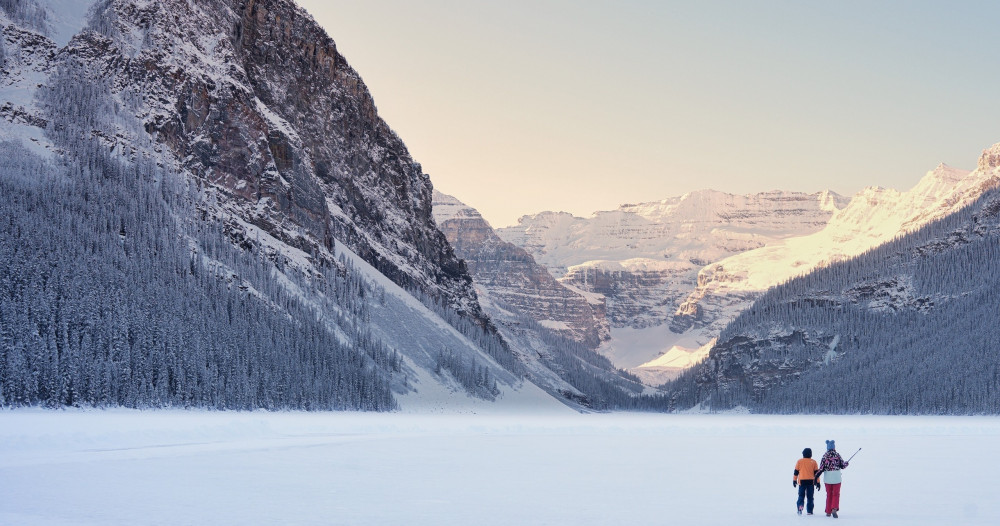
[{"xmin": 296, "ymin": 0, "xmax": 1000, "ymax": 227}]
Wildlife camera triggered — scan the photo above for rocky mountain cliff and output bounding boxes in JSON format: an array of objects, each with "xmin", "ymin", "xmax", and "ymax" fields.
[
  {"xmin": 7, "ymin": 0, "xmax": 492, "ymax": 320},
  {"xmin": 0, "ymin": 0, "xmax": 553, "ymax": 411},
  {"xmin": 433, "ymin": 191, "xmax": 608, "ymax": 348},
  {"xmin": 666, "ymin": 144, "xmax": 1000, "ymax": 414}
]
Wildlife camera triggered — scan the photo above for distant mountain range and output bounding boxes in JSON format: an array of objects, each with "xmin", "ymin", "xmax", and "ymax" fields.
[
  {"xmin": 494, "ymin": 162, "xmax": 996, "ymax": 385},
  {"xmin": 495, "ymin": 190, "xmax": 848, "ymax": 381}
]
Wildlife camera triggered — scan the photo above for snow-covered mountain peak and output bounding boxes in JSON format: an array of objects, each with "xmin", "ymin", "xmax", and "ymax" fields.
[
  {"xmin": 930, "ymin": 162, "xmax": 965, "ymax": 180},
  {"xmin": 614, "ymin": 189, "xmax": 848, "ymax": 224},
  {"xmin": 817, "ymin": 189, "xmax": 845, "ymax": 212},
  {"xmin": 839, "ymin": 163, "xmax": 975, "ymax": 220},
  {"xmin": 432, "ymin": 190, "xmax": 484, "ymax": 224},
  {"xmin": 978, "ymin": 142, "xmax": 1000, "ymax": 171},
  {"xmin": 853, "ymin": 184, "xmax": 900, "ymax": 204},
  {"xmin": 507, "ymin": 191, "xmax": 845, "ymax": 267}
]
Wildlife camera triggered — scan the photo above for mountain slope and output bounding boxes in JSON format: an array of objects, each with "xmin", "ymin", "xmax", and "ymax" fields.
[
  {"xmin": 434, "ymin": 191, "xmax": 608, "ymax": 348},
  {"xmin": 666, "ymin": 144, "xmax": 1000, "ymax": 414},
  {"xmin": 656, "ymin": 162, "xmax": 994, "ymax": 382},
  {"xmin": 0, "ymin": 0, "xmax": 551, "ymax": 411}
]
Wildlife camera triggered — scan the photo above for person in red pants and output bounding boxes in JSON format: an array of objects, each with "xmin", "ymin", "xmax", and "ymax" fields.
[{"xmin": 816, "ymin": 439, "xmax": 850, "ymax": 518}]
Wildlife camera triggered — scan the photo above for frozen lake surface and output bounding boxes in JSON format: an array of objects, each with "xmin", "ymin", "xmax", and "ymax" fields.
[{"xmin": 1, "ymin": 409, "xmax": 998, "ymax": 525}]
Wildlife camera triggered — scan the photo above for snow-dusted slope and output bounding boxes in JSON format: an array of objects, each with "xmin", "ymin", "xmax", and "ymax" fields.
[
  {"xmin": 0, "ymin": 0, "xmax": 100, "ymax": 156},
  {"xmin": 329, "ymin": 239, "xmax": 564, "ymax": 413}
]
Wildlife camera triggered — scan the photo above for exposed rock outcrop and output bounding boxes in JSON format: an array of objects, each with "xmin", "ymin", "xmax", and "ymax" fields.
[{"xmin": 433, "ymin": 190, "xmax": 608, "ymax": 349}]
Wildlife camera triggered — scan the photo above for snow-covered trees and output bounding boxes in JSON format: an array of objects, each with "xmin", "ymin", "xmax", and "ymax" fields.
[{"xmin": 0, "ymin": 139, "xmax": 404, "ymax": 410}]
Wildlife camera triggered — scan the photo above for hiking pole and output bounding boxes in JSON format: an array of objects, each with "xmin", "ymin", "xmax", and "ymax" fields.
[{"xmin": 846, "ymin": 448, "xmax": 861, "ymax": 462}]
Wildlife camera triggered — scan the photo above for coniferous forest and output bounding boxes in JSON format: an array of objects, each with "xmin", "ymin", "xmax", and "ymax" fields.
[{"xmin": 0, "ymin": 139, "xmax": 402, "ymax": 410}]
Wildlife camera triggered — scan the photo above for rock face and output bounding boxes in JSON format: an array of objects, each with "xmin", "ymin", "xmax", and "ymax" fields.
[
  {"xmin": 134, "ymin": 0, "xmax": 482, "ymax": 321},
  {"xmin": 433, "ymin": 191, "xmax": 608, "ymax": 348},
  {"xmin": 0, "ymin": 0, "xmax": 536, "ymax": 410},
  {"xmin": 0, "ymin": 0, "xmax": 479, "ymax": 323},
  {"xmin": 667, "ymin": 145, "xmax": 1000, "ymax": 414}
]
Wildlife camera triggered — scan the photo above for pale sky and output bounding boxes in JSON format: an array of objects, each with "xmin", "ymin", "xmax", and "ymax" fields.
[{"xmin": 296, "ymin": 0, "xmax": 1000, "ymax": 227}]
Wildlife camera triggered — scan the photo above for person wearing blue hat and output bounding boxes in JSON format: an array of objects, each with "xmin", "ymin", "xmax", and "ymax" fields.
[{"xmin": 816, "ymin": 439, "xmax": 850, "ymax": 518}]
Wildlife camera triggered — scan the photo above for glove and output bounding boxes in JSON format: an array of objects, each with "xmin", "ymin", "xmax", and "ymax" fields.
[
  {"xmin": 793, "ymin": 481, "xmax": 797, "ymax": 488},
  {"xmin": 815, "ymin": 481, "xmax": 822, "ymax": 491}
]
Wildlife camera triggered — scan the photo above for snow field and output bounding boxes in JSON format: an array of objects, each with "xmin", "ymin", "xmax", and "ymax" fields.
[{"xmin": 1, "ymin": 411, "xmax": 998, "ymax": 525}]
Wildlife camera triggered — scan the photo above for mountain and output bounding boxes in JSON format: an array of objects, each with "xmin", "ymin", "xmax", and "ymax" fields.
[
  {"xmin": 432, "ymin": 191, "xmax": 659, "ymax": 409},
  {"xmin": 499, "ymin": 162, "xmax": 1000, "ymax": 385},
  {"xmin": 496, "ymin": 190, "xmax": 850, "ymax": 379},
  {"xmin": 0, "ymin": 0, "xmax": 566, "ymax": 411},
  {"xmin": 433, "ymin": 191, "xmax": 608, "ymax": 348},
  {"xmin": 665, "ymin": 144, "xmax": 1000, "ymax": 414}
]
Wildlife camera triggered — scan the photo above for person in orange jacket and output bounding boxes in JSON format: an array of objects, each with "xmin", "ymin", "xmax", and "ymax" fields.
[{"xmin": 793, "ymin": 447, "xmax": 821, "ymax": 515}]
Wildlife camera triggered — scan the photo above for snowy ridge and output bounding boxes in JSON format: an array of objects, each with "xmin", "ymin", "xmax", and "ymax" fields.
[
  {"xmin": 498, "ymin": 189, "xmax": 848, "ymax": 277},
  {"xmin": 431, "ymin": 190, "xmax": 479, "ymax": 223},
  {"xmin": 668, "ymin": 161, "xmax": 994, "ymax": 361}
]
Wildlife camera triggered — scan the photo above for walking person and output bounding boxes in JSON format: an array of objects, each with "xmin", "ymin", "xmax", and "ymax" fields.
[
  {"xmin": 816, "ymin": 440, "xmax": 849, "ymax": 518},
  {"xmin": 792, "ymin": 447, "xmax": 820, "ymax": 515}
]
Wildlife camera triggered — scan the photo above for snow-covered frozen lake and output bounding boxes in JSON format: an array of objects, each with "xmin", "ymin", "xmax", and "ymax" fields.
[{"xmin": 1, "ymin": 409, "xmax": 997, "ymax": 525}]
